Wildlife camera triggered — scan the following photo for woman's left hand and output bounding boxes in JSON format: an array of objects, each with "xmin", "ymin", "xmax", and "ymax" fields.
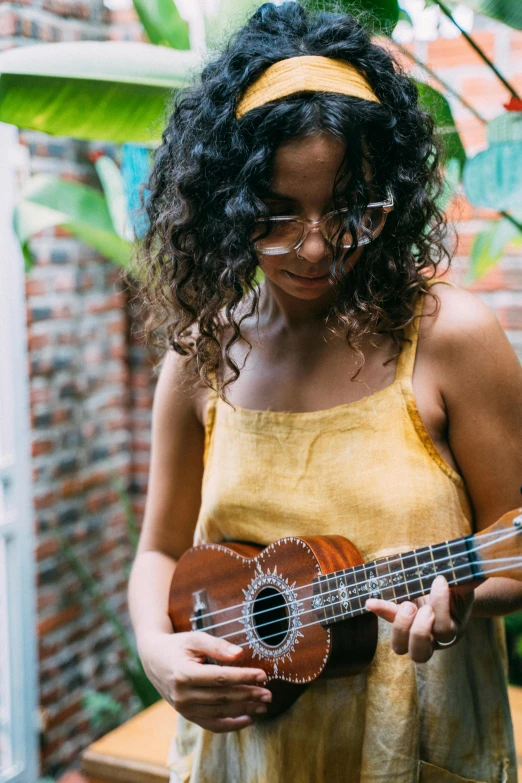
[{"xmin": 365, "ymin": 575, "xmax": 475, "ymax": 663}]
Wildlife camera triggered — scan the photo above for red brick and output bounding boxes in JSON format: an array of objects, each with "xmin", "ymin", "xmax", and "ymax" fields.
[
  {"xmin": 461, "ymin": 77, "xmax": 510, "ymax": 109},
  {"xmin": 87, "ymin": 292, "xmax": 126, "ymax": 313},
  {"xmin": 455, "ymin": 116, "xmax": 487, "ymax": 151},
  {"xmin": 511, "ymin": 30, "xmax": 522, "ymax": 62},
  {"xmin": 60, "ymin": 478, "xmax": 84, "ymax": 497},
  {"xmin": 496, "ymin": 306, "xmax": 522, "ymax": 330},
  {"xmin": 0, "ymin": 11, "xmax": 15, "ymax": 37},
  {"xmin": 32, "ymin": 440, "xmax": 54, "ymax": 457},
  {"xmin": 40, "ymin": 687, "xmax": 62, "ymax": 706},
  {"xmin": 31, "ymin": 387, "xmax": 52, "ymax": 406},
  {"xmin": 28, "ymin": 333, "xmax": 50, "ymax": 351},
  {"xmin": 26, "ymin": 278, "xmax": 47, "ymax": 296},
  {"xmin": 427, "ymin": 32, "xmax": 495, "ymax": 69},
  {"xmin": 47, "ymin": 699, "xmax": 82, "ymax": 732},
  {"xmin": 53, "ymin": 407, "xmax": 73, "ymax": 424},
  {"xmin": 468, "ymin": 265, "xmax": 522, "ymax": 292},
  {"xmin": 57, "ymin": 771, "xmax": 89, "ymax": 783},
  {"xmin": 99, "ymin": 539, "xmax": 117, "ymax": 555},
  {"xmin": 56, "ymin": 273, "xmax": 76, "ymax": 293},
  {"xmin": 52, "ymin": 304, "xmax": 73, "ymax": 319},
  {"xmin": 446, "ymin": 196, "xmax": 498, "ymax": 223},
  {"xmin": 106, "ymin": 7, "xmax": 139, "ymax": 24},
  {"xmin": 109, "ymin": 343, "xmax": 125, "ymax": 360},
  {"xmin": 34, "ymin": 492, "xmax": 59, "ymax": 512},
  {"xmin": 38, "ymin": 605, "xmax": 82, "ymax": 637},
  {"xmin": 107, "ymin": 319, "xmax": 126, "ymax": 335},
  {"xmin": 36, "ymin": 538, "xmax": 59, "ymax": 561},
  {"xmin": 37, "ymin": 590, "xmax": 59, "ymax": 612}
]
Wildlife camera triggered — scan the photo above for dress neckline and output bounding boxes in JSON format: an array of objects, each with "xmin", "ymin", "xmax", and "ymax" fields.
[{"xmin": 215, "ymin": 376, "xmax": 404, "ymax": 419}]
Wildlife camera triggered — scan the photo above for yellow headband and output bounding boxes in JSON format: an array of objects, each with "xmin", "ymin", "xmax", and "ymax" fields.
[{"xmin": 235, "ymin": 55, "xmax": 380, "ymax": 119}]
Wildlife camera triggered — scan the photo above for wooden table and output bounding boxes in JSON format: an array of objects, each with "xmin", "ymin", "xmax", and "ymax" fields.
[
  {"xmin": 81, "ymin": 699, "xmax": 176, "ymax": 783},
  {"xmin": 82, "ymin": 688, "xmax": 522, "ymax": 782}
]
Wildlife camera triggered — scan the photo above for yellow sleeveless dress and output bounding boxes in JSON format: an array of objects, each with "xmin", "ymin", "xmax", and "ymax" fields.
[{"xmin": 167, "ymin": 281, "xmax": 517, "ymax": 783}]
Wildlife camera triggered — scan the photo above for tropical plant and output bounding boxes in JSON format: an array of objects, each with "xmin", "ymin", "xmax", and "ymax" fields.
[{"xmin": 3, "ymin": 0, "xmax": 521, "ymax": 282}]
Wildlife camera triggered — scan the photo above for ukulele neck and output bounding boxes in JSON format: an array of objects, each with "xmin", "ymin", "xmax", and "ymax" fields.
[{"xmin": 313, "ymin": 535, "xmax": 483, "ymax": 625}]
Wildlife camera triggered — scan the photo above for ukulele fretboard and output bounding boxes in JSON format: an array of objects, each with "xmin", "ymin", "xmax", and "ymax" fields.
[{"xmin": 311, "ymin": 535, "xmax": 483, "ymax": 625}]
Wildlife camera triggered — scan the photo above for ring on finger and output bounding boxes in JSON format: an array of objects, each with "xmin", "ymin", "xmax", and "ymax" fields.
[{"xmin": 433, "ymin": 632, "xmax": 458, "ymax": 649}]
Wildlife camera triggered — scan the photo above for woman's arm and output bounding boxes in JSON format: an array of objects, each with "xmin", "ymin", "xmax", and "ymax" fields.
[
  {"xmin": 432, "ymin": 284, "xmax": 522, "ymax": 615},
  {"xmin": 128, "ymin": 347, "xmax": 205, "ymax": 650},
  {"xmin": 367, "ymin": 283, "xmax": 522, "ymax": 660},
  {"xmin": 127, "ymin": 349, "xmax": 270, "ymax": 731}
]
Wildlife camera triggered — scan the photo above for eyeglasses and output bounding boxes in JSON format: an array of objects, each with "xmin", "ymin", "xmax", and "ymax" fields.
[{"xmin": 252, "ymin": 188, "xmax": 394, "ymax": 255}]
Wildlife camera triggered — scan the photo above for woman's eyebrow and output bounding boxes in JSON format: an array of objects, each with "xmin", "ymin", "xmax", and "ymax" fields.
[{"xmin": 261, "ymin": 189, "xmax": 298, "ymax": 202}]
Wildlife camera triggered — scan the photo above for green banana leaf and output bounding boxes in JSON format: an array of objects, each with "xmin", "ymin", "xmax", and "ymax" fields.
[
  {"xmin": 95, "ymin": 156, "xmax": 134, "ymax": 242},
  {"xmin": 416, "ymin": 82, "xmax": 467, "ymax": 172},
  {"xmin": 458, "ymin": 0, "xmax": 522, "ymax": 30},
  {"xmin": 463, "ymin": 141, "xmax": 522, "ymax": 209},
  {"xmin": 302, "ymin": 0, "xmax": 399, "ymax": 33},
  {"xmin": 132, "ymin": 0, "xmax": 190, "ymax": 49},
  {"xmin": 468, "ymin": 216, "xmax": 522, "ymax": 281},
  {"xmin": 0, "ymin": 42, "xmax": 200, "ymax": 143},
  {"xmin": 15, "ymin": 175, "xmax": 132, "ymax": 272}
]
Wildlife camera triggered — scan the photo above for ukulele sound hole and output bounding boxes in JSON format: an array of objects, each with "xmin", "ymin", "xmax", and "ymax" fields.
[{"xmin": 253, "ymin": 587, "xmax": 289, "ymax": 647}]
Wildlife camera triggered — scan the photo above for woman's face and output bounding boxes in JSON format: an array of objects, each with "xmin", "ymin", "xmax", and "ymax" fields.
[{"xmin": 255, "ymin": 133, "xmax": 365, "ymax": 303}]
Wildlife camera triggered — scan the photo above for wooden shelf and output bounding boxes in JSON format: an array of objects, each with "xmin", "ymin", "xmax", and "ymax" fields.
[{"xmin": 82, "ymin": 687, "xmax": 522, "ymax": 782}]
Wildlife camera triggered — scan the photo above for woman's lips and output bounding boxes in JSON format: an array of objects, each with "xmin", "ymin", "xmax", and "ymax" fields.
[{"xmin": 285, "ymin": 270, "xmax": 331, "ymax": 287}]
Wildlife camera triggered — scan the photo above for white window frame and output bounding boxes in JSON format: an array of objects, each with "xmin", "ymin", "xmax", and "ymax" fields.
[{"xmin": 0, "ymin": 122, "xmax": 39, "ymax": 783}]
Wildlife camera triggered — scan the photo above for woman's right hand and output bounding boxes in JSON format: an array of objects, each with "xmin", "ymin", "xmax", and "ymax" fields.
[{"xmin": 138, "ymin": 630, "xmax": 271, "ymax": 733}]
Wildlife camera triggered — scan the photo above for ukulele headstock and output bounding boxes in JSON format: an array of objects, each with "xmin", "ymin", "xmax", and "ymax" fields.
[{"xmin": 474, "ymin": 508, "xmax": 522, "ymax": 581}]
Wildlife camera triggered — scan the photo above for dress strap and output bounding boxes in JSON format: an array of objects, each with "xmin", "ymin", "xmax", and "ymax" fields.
[
  {"xmin": 203, "ymin": 377, "xmax": 219, "ymax": 467},
  {"xmin": 395, "ymin": 278, "xmax": 454, "ymax": 382}
]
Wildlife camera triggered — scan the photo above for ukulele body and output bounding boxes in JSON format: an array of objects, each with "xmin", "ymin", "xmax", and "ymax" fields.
[{"xmin": 168, "ymin": 535, "xmax": 378, "ymax": 719}]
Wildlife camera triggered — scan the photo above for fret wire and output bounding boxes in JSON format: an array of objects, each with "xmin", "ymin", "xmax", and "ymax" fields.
[
  {"xmin": 385, "ymin": 555, "xmax": 397, "ymax": 602},
  {"xmin": 317, "ymin": 574, "xmax": 328, "ymax": 625},
  {"xmin": 444, "ymin": 540, "xmax": 457, "ymax": 586},
  {"xmin": 335, "ymin": 569, "xmax": 343, "ymax": 621},
  {"xmin": 348, "ymin": 566, "xmax": 363, "ymax": 614},
  {"xmin": 429, "ymin": 544, "xmax": 437, "ymax": 577}
]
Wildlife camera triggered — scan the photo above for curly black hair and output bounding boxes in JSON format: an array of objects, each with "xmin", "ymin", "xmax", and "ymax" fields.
[{"xmin": 134, "ymin": 1, "xmax": 450, "ymax": 397}]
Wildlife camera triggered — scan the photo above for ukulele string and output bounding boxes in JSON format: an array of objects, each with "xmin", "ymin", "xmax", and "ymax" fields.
[
  {"xmin": 191, "ymin": 524, "xmax": 514, "ymax": 627},
  {"xmin": 235, "ymin": 552, "xmax": 522, "ymax": 646},
  {"xmin": 229, "ymin": 557, "xmax": 522, "ymax": 649},
  {"xmin": 195, "ymin": 526, "xmax": 522, "ymax": 636}
]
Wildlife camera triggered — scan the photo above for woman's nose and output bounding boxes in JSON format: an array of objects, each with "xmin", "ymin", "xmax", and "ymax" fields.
[{"xmin": 297, "ymin": 226, "xmax": 331, "ymax": 262}]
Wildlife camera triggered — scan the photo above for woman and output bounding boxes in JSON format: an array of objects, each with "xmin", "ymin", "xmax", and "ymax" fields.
[{"xmin": 127, "ymin": 3, "xmax": 522, "ymax": 782}]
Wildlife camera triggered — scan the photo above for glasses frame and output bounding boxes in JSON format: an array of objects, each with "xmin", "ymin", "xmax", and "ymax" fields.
[{"xmin": 253, "ymin": 187, "xmax": 395, "ymax": 255}]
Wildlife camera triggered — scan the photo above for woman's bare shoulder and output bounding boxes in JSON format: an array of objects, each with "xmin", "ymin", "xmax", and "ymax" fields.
[
  {"xmin": 419, "ymin": 280, "xmax": 522, "ymax": 526},
  {"xmin": 420, "ymin": 281, "xmax": 502, "ymax": 349}
]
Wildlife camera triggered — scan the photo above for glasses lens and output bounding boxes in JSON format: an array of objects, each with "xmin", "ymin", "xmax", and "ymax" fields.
[
  {"xmin": 253, "ymin": 220, "xmax": 303, "ymax": 253},
  {"xmin": 325, "ymin": 207, "xmax": 387, "ymax": 248},
  {"xmin": 360, "ymin": 207, "xmax": 387, "ymax": 242}
]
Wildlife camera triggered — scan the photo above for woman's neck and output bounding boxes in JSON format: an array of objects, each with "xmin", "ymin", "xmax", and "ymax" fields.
[{"xmin": 258, "ymin": 279, "xmax": 339, "ymax": 332}]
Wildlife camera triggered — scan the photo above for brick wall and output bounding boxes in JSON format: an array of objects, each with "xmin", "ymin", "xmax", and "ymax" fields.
[
  {"xmin": 9, "ymin": 0, "xmax": 522, "ymax": 777},
  {"xmin": 4, "ymin": 0, "xmax": 150, "ymax": 776}
]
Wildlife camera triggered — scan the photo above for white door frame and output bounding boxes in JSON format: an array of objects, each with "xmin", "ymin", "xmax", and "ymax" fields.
[{"xmin": 0, "ymin": 122, "xmax": 40, "ymax": 783}]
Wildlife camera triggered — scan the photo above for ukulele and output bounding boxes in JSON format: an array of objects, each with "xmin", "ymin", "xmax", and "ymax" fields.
[{"xmin": 168, "ymin": 507, "xmax": 522, "ymax": 719}]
